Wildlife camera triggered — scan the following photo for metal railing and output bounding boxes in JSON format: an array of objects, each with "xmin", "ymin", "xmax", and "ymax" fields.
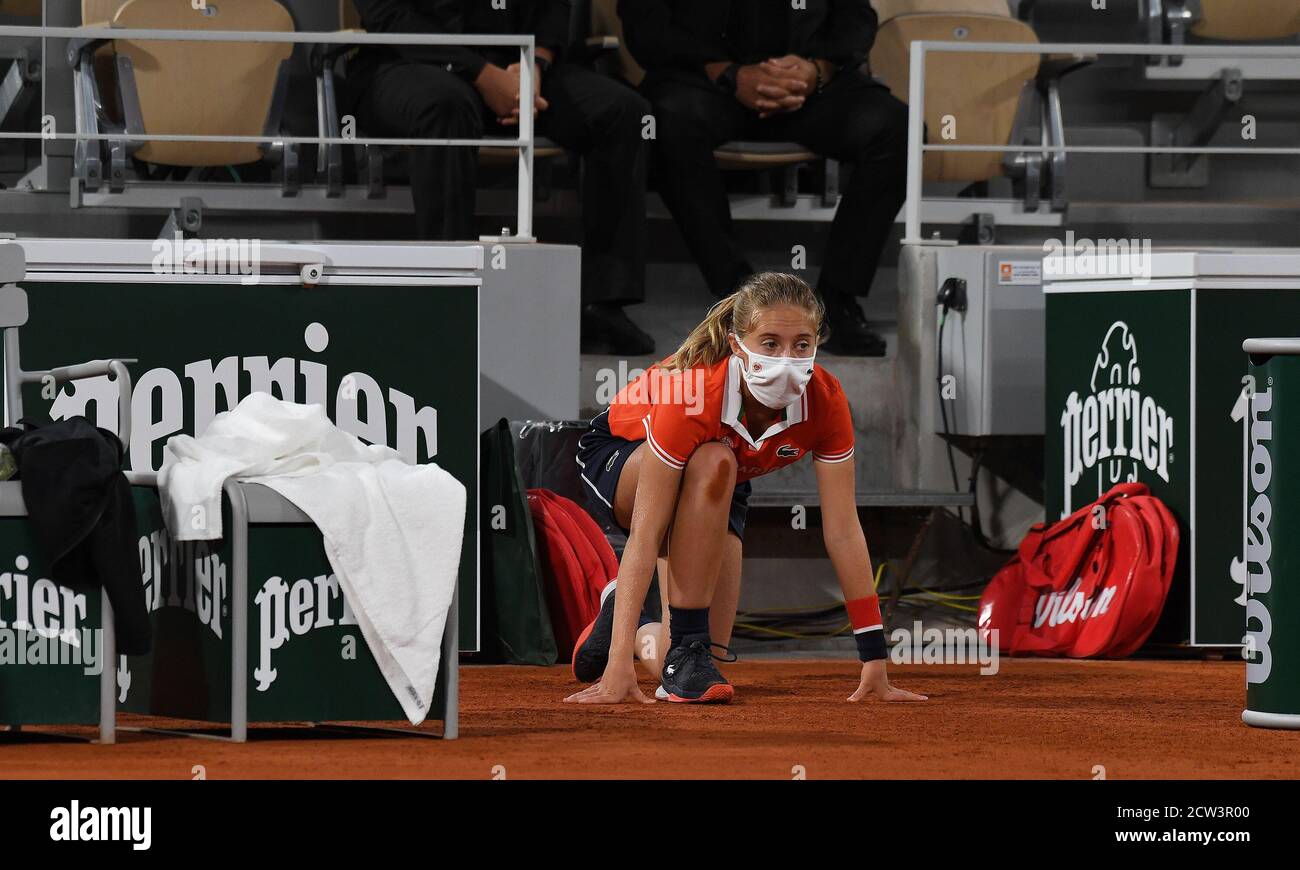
[
  {"xmin": 0, "ymin": 25, "xmax": 538, "ymax": 237},
  {"xmin": 904, "ymin": 40, "xmax": 1300, "ymax": 243}
]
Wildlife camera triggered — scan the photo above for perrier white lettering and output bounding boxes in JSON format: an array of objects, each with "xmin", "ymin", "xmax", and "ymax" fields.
[{"xmin": 1060, "ymin": 387, "xmax": 1174, "ymax": 488}]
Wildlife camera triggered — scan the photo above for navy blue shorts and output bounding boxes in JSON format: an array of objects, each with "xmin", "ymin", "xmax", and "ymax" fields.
[{"xmin": 576, "ymin": 410, "xmax": 751, "ymax": 540}]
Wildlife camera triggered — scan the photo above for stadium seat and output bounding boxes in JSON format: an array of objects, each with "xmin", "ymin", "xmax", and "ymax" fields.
[
  {"xmin": 339, "ymin": 0, "xmax": 360, "ymax": 30},
  {"xmin": 1192, "ymin": 0, "xmax": 1300, "ymax": 40},
  {"xmin": 869, "ymin": 0, "xmax": 1040, "ymax": 185},
  {"xmin": 588, "ymin": 0, "xmax": 643, "ymax": 87},
  {"xmin": 69, "ymin": 0, "xmax": 297, "ymax": 199},
  {"xmin": 1143, "ymin": 0, "xmax": 1300, "ymax": 72},
  {"xmin": 868, "ymin": 0, "xmax": 1084, "ymax": 217},
  {"xmin": 874, "ymin": 0, "xmax": 1012, "ymax": 18},
  {"xmin": 1146, "ymin": 0, "xmax": 1300, "ymax": 47},
  {"xmin": 81, "ymin": 0, "xmax": 122, "ymax": 26},
  {"xmin": 0, "ymin": 0, "xmax": 39, "ymax": 18}
]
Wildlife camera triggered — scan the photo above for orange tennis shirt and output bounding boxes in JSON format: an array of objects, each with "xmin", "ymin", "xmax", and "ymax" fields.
[{"xmin": 606, "ymin": 355, "xmax": 855, "ymax": 482}]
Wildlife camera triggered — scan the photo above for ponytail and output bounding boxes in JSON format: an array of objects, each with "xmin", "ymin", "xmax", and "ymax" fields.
[
  {"xmin": 667, "ymin": 272, "xmax": 825, "ymax": 370},
  {"xmin": 668, "ymin": 295, "xmax": 738, "ymax": 370}
]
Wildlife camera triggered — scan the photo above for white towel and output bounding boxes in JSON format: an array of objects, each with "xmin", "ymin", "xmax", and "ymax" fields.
[{"xmin": 158, "ymin": 392, "xmax": 466, "ymax": 725}]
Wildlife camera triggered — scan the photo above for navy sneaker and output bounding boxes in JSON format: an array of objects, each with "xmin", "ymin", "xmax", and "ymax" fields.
[
  {"xmin": 660, "ymin": 634, "xmax": 736, "ymax": 703},
  {"xmin": 572, "ymin": 581, "xmax": 619, "ymax": 683}
]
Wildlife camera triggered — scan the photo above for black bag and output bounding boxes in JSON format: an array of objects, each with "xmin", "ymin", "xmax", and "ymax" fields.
[
  {"xmin": 514, "ymin": 419, "xmax": 627, "ymax": 552},
  {"xmin": 477, "ymin": 418, "xmax": 557, "ymax": 665},
  {"xmin": 514, "ymin": 420, "xmax": 591, "ymax": 504}
]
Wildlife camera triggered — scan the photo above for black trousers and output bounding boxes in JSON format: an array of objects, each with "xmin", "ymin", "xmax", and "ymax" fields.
[
  {"xmin": 642, "ymin": 68, "xmax": 909, "ymax": 301},
  {"xmin": 356, "ymin": 61, "xmax": 651, "ymax": 305}
]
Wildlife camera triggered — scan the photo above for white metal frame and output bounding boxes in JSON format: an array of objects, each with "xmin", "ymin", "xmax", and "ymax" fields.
[
  {"xmin": 903, "ymin": 41, "xmax": 1300, "ymax": 244},
  {"xmin": 0, "ymin": 278, "xmax": 131, "ymax": 745},
  {"xmin": 0, "ymin": 25, "xmax": 538, "ymax": 239},
  {"xmin": 113, "ymin": 477, "xmax": 460, "ymax": 743}
]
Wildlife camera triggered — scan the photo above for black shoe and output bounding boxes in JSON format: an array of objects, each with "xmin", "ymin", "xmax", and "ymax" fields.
[
  {"xmin": 581, "ymin": 303, "xmax": 655, "ymax": 356},
  {"xmin": 571, "ymin": 581, "xmax": 619, "ymax": 683},
  {"xmin": 822, "ymin": 295, "xmax": 886, "ymax": 357},
  {"xmin": 660, "ymin": 634, "xmax": 737, "ymax": 704}
]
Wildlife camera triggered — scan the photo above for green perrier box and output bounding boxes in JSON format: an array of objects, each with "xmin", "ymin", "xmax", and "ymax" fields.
[{"xmin": 1046, "ymin": 251, "xmax": 1300, "ymax": 647}]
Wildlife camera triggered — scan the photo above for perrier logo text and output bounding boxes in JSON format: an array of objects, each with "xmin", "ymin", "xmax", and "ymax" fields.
[{"xmin": 1060, "ymin": 322, "xmax": 1174, "ymax": 515}]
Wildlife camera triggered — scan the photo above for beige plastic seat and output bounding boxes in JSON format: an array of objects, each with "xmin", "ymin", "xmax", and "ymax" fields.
[
  {"xmin": 1192, "ymin": 0, "xmax": 1300, "ymax": 40},
  {"xmin": 0, "ymin": 0, "xmax": 42, "ymax": 17},
  {"xmin": 340, "ymin": 0, "xmax": 360, "ymax": 30},
  {"xmin": 81, "ymin": 0, "xmax": 123, "ymax": 25},
  {"xmin": 591, "ymin": 0, "xmax": 645, "ymax": 88},
  {"xmin": 874, "ymin": 0, "xmax": 1012, "ymax": 21},
  {"xmin": 712, "ymin": 142, "xmax": 817, "ymax": 168},
  {"xmin": 107, "ymin": 0, "xmax": 294, "ymax": 167},
  {"xmin": 479, "ymin": 143, "xmax": 566, "ymax": 162},
  {"xmin": 869, "ymin": 0, "xmax": 1040, "ymax": 183}
]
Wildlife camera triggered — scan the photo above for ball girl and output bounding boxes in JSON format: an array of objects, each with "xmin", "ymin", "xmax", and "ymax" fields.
[{"xmin": 564, "ymin": 272, "xmax": 925, "ymax": 705}]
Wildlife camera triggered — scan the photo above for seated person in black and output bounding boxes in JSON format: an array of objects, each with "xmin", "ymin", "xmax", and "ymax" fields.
[
  {"xmin": 619, "ymin": 0, "xmax": 909, "ymax": 357},
  {"xmin": 352, "ymin": 0, "xmax": 654, "ymax": 354}
]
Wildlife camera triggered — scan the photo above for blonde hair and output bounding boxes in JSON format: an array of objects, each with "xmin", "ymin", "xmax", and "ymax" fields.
[{"xmin": 668, "ymin": 272, "xmax": 825, "ymax": 370}]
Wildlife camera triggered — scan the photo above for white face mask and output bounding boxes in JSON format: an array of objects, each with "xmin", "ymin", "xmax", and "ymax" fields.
[{"xmin": 732, "ymin": 334, "xmax": 816, "ymax": 410}]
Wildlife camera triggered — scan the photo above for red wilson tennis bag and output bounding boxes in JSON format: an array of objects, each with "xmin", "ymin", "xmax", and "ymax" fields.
[
  {"xmin": 978, "ymin": 483, "xmax": 1178, "ymax": 658},
  {"xmin": 527, "ymin": 489, "xmax": 619, "ymax": 660},
  {"xmin": 536, "ymin": 489, "xmax": 620, "ymax": 585}
]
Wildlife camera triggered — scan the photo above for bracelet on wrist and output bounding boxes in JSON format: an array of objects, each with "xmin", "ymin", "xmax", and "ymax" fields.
[
  {"xmin": 806, "ymin": 57, "xmax": 826, "ymax": 93},
  {"xmin": 715, "ymin": 62, "xmax": 741, "ymax": 95}
]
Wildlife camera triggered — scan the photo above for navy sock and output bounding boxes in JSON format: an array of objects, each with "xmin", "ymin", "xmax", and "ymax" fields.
[{"xmin": 668, "ymin": 606, "xmax": 710, "ymax": 649}]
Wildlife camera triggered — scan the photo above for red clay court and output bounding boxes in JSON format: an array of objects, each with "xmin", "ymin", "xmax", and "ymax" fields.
[{"xmin": 2, "ymin": 658, "xmax": 1294, "ymax": 780}]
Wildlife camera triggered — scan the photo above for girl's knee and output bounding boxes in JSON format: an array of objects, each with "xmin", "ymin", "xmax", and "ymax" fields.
[{"xmin": 683, "ymin": 442, "xmax": 737, "ymax": 499}]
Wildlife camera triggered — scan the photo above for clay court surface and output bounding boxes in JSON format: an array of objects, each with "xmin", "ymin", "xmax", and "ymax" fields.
[{"xmin": 2, "ymin": 658, "xmax": 1297, "ymax": 779}]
